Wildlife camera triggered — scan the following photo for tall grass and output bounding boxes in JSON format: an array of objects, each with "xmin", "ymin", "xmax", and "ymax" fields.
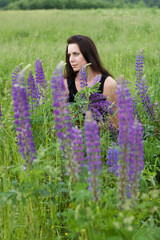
[{"xmin": 0, "ymin": 8, "xmax": 160, "ymax": 240}]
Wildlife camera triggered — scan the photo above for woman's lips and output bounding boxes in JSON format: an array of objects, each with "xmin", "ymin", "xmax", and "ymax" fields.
[{"xmin": 72, "ymin": 65, "xmax": 77, "ymax": 68}]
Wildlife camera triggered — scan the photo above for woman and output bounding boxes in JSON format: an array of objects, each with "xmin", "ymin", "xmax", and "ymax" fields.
[{"xmin": 64, "ymin": 35, "xmax": 118, "ymax": 128}]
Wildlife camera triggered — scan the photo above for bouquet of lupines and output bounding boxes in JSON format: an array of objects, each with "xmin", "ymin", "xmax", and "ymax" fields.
[{"xmin": 72, "ymin": 64, "xmax": 115, "ymax": 127}]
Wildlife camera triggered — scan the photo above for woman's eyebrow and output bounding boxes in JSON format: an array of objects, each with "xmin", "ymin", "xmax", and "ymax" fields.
[{"xmin": 68, "ymin": 51, "xmax": 79, "ymax": 54}]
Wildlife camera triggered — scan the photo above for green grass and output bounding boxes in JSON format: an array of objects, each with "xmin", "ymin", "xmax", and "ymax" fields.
[
  {"xmin": 0, "ymin": 8, "xmax": 160, "ymax": 240},
  {"xmin": 0, "ymin": 8, "xmax": 160, "ymax": 108}
]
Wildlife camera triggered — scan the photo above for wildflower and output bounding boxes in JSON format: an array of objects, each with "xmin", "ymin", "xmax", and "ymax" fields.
[
  {"xmin": 117, "ymin": 76, "xmax": 134, "ymax": 202},
  {"xmin": 88, "ymin": 92, "xmax": 114, "ymax": 123},
  {"xmin": 12, "ymin": 65, "xmax": 36, "ymax": 166},
  {"xmin": 65, "ymin": 233, "xmax": 68, "ymax": 236},
  {"xmin": 91, "ymin": 74, "xmax": 102, "ymax": 86},
  {"xmin": 79, "ymin": 64, "xmax": 89, "ymax": 88},
  {"xmin": 135, "ymin": 49, "xmax": 154, "ymax": 118},
  {"xmin": 35, "ymin": 59, "xmax": 47, "ymax": 101},
  {"xmin": 135, "ymin": 49, "xmax": 144, "ymax": 89},
  {"xmin": 79, "ymin": 65, "xmax": 114, "ymax": 124},
  {"xmin": 27, "ymin": 70, "xmax": 40, "ymax": 110},
  {"xmin": 72, "ymin": 126, "xmax": 85, "ymax": 172},
  {"xmin": 106, "ymin": 143, "xmax": 119, "ymax": 175},
  {"xmin": 129, "ymin": 119, "xmax": 144, "ymax": 201},
  {"xmin": 12, "ymin": 63, "xmax": 23, "ymax": 86},
  {"xmin": 117, "ymin": 76, "xmax": 144, "ymax": 207},
  {"xmin": 51, "ymin": 62, "xmax": 79, "ymax": 181},
  {"xmin": 117, "ymin": 78, "xmax": 133, "ymax": 203},
  {"xmin": 85, "ymin": 111, "xmax": 102, "ymax": 201},
  {"xmin": 131, "ymin": 97, "xmax": 140, "ymax": 120},
  {"xmin": 51, "ymin": 61, "xmax": 72, "ymax": 149}
]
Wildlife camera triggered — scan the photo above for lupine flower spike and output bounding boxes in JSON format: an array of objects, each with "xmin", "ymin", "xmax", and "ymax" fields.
[
  {"xmin": 135, "ymin": 49, "xmax": 144, "ymax": 89},
  {"xmin": 72, "ymin": 126, "xmax": 85, "ymax": 174},
  {"xmin": 117, "ymin": 76, "xmax": 134, "ymax": 205},
  {"xmin": 27, "ymin": 70, "xmax": 40, "ymax": 110},
  {"xmin": 79, "ymin": 63, "xmax": 91, "ymax": 88},
  {"xmin": 51, "ymin": 62, "xmax": 80, "ymax": 181},
  {"xmin": 129, "ymin": 119, "xmax": 144, "ymax": 205},
  {"xmin": 51, "ymin": 61, "xmax": 72, "ymax": 149},
  {"xmin": 35, "ymin": 59, "xmax": 47, "ymax": 102},
  {"xmin": 117, "ymin": 76, "xmax": 144, "ymax": 208},
  {"xmin": 135, "ymin": 49, "xmax": 154, "ymax": 119},
  {"xmin": 85, "ymin": 111, "xmax": 102, "ymax": 201},
  {"xmin": 106, "ymin": 143, "xmax": 119, "ymax": 175},
  {"xmin": 12, "ymin": 65, "xmax": 36, "ymax": 168},
  {"xmin": 12, "ymin": 63, "xmax": 23, "ymax": 86},
  {"xmin": 91, "ymin": 74, "xmax": 102, "ymax": 87}
]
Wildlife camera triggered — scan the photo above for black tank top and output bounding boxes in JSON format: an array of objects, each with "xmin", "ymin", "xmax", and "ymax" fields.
[{"xmin": 67, "ymin": 74, "xmax": 109, "ymax": 102}]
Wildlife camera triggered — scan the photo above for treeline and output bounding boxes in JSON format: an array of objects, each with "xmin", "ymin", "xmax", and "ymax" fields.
[{"xmin": 0, "ymin": 0, "xmax": 160, "ymax": 9}]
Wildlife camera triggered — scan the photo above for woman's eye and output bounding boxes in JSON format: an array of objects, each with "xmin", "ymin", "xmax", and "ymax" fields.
[{"xmin": 74, "ymin": 52, "xmax": 79, "ymax": 56}]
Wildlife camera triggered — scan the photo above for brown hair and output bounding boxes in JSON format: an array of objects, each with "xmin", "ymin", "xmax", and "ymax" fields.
[{"xmin": 64, "ymin": 35, "xmax": 113, "ymax": 79}]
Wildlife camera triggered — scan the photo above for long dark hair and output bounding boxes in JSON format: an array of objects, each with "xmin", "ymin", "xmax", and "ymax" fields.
[{"xmin": 64, "ymin": 35, "xmax": 113, "ymax": 79}]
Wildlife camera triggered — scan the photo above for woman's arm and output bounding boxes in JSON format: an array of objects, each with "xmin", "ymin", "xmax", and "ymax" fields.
[{"xmin": 103, "ymin": 76, "xmax": 119, "ymax": 128}]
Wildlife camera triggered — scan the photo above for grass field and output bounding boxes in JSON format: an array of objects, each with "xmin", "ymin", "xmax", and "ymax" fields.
[{"xmin": 0, "ymin": 8, "xmax": 160, "ymax": 240}]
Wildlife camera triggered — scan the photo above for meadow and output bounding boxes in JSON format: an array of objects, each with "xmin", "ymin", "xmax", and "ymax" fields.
[{"xmin": 0, "ymin": 8, "xmax": 160, "ymax": 240}]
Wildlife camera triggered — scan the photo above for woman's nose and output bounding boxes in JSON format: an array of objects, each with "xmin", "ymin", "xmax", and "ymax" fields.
[{"xmin": 70, "ymin": 55, "xmax": 75, "ymax": 62}]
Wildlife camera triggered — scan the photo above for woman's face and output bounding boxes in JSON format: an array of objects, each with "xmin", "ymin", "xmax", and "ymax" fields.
[{"xmin": 67, "ymin": 43, "xmax": 87, "ymax": 72}]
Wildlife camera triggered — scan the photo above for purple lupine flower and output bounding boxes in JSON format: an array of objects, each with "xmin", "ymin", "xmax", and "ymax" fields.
[
  {"xmin": 80, "ymin": 92, "xmax": 114, "ymax": 124},
  {"xmin": 51, "ymin": 62, "xmax": 80, "ymax": 181},
  {"xmin": 35, "ymin": 59, "xmax": 47, "ymax": 101},
  {"xmin": 78, "ymin": 65, "xmax": 115, "ymax": 124},
  {"xmin": 106, "ymin": 143, "xmax": 119, "ymax": 175},
  {"xmin": 139, "ymin": 75, "xmax": 154, "ymax": 118},
  {"xmin": 12, "ymin": 66, "xmax": 36, "ymax": 166},
  {"xmin": 51, "ymin": 62, "xmax": 72, "ymax": 149},
  {"xmin": 79, "ymin": 64, "xmax": 89, "ymax": 88},
  {"xmin": 85, "ymin": 111, "xmax": 102, "ymax": 201},
  {"xmin": 12, "ymin": 63, "xmax": 23, "ymax": 86},
  {"xmin": 129, "ymin": 119, "xmax": 144, "ymax": 201},
  {"xmin": 91, "ymin": 74, "xmax": 102, "ymax": 87},
  {"xmin": 117, "ymin": 76, "xmax": 144, "ymax": 207},
  {"xmin": 89, "ymin": 92, "xmax": 114, "ymax": 117},
  {"xmin": 117, "ymin": 77, "xmax": 134, "ymax": 201},
  {"xmin": 131, "ymin": 97, "xmax": 140, "ymax": 120},
  {"xmin": 88, "ymin": 104, "xmax": 103, "ymax": 123},
  {"xmin": 72, "ymin": 126, "xmax": 85, "ymax": 177},
  {"xmin": 135, "ymin": 49, "xmax": 144, "ymax": 89},
  {"xmin": 27, "ymin": 70, "xmax": 40, "ymax": 110},
  {"xmin": 35, "ymin": 59, "xmax": 47, "ymax": 89},
  {"xmin": 135, "ymin": 49, "xmax": 154, "ymax": 119}
]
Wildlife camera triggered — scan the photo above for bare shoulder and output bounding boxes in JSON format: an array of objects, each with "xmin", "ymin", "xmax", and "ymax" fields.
[
  {"xmin": 104, "ymin": 76, "xmax": 117, "ymax": 89},
  {"xmin": 63, "ymin": 78, "xmax": 69, "ymax": 94},
  {"xmin": 103, "ymin": 77, "xmax": 117, "ymax": 98}
]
